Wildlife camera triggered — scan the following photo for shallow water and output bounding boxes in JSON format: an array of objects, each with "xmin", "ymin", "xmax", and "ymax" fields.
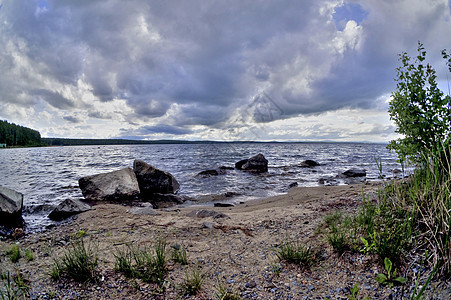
[{"xmin": 0, "ymin": 142, "xmax": 405, "ymax": 232}]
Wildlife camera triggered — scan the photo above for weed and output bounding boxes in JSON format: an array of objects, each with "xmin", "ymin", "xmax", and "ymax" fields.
[
  {"xmin": 347, "ymin": 283, "xmax": 370, "ymax": 300},
  {"xmin": 6, "ymin": 245, "xmax": 21, "ymax": 263},
  {"xmin": 24, "ymin": 249, "xmax": 34, "ymax": 262},
  {"xmin": 275, "ymin": 240, "xmax": 316, "ymax": 268},
  {"xmin": 215, "ymin": 283, "xmax": 242, "ymax": 300},
  {"xmin": 180, "ymin": 268, "xmax": 205, "ymax": 297},
  {"xmin": 327, "ymin": 224, "xmax": 348, "ymax": 255},
  {"xmin": 114, "ymin": 239, "xmax": 167, "ymax": 285},
  {"xmin": 74, "ymin": 229, "xmax": 88, "ymax": 238},
  {"xmin": 0, "ymin": 271, "xmax": 28, "ymax": 300},
  {"xmin": 375, "ymin": 257, "xmax": 407, "ymax": 287},
  {"xmin": 269, "ymin": 261, "xmax": 281, "ymax": 276},
  {"xmin": 170, "ymin": 244, "xmax": 187, "ymax": 265},
  {"xmin": 51, "ymin": 239, "xmax": 98, "ymax": 282}
]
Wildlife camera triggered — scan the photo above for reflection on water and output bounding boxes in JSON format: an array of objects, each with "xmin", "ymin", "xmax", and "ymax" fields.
[{"xmin": 0, "ymin": 143, "xmax": 405, "ymax": 232}]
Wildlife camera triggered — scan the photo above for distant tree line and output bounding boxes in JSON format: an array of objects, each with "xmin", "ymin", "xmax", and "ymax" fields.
[
  {"xmin": 41, "ymin": 138, "xmax": 219, "ymax": 146},
  {"xmin": 0, "ymin": 120, "xmax": 42, "ymax": 147}
]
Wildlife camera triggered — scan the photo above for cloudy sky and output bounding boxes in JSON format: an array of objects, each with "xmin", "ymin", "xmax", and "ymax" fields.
[{"xmin": 1, "ymin": 0, "xmax": 450, "ymax": 142}]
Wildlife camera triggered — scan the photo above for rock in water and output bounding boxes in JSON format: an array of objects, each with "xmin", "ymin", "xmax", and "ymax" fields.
[
  {"xmin": 241, "ymin": 153, "xmax": 268, "ymax": 173},
  {"xmin": 78, "ymin": 167, "xmax": 140, "ymax": 201},
  {"xmin": 0, "ymin": 186, "xmax": 23, "ymax": 226},
  {"xmin": 300, "ymin": 160, "xmax": 320, "ymax": 167},
  {"xmin": 133, "ymin": 159, "xmax": 180, "ymax": 194},
  {"xmin": 235, "ymin": 159, "xmax": 249, "ymax": 170},
  {"xmin": 48, "ymin": 198, "xmax": 92, "ymax": 221},
  {"xmin": 343, "ymin": 169, "xmax": 367, "ymax": 177}
]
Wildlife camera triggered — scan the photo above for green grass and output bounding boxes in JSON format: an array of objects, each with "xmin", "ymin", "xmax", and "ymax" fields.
[
  {"xmin": 114, "ymin": 239, "xmax": 167, "ymax": 285},
  {"xmin": 215, "ymin": 283, "xmax": 242, "ymax": 300},
  {"xmin": 6, "ymin": 246, "xmax": 21, "ymax": 263},
  {"xmin": 274, "ymin": 240, "xmax": 316, "ymax": 268},
  {"xmin": 180, "ymin": 268, "xmax": 205, "ymax": 297},
  {"xmin": 50, "ymin": 239, "xmax": 98, "ymax": 282},
  {"xmin": 24, "ymin": 249, "xmax": 34, "ymax": 262},
  {"xmin": 320, "ymin": 149, "xmax": 451, "ymax": 280},
  {"xmin": 0, "ymin": 271, "xmax": 29, "ymax": 300},
  {"xmin": 170, "ymin": 244, "xmax": 187, "ymax": 265}
]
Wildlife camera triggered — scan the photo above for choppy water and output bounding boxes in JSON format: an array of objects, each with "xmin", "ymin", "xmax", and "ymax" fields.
[{"xmin": 0, "ymin": 143, "xmax": 406, "ymax": 232}]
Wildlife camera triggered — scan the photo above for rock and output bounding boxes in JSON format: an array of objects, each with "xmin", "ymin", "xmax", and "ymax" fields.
[
  {"xmin": 288, "ymin": 182, "xmax": 298, "ymax": 189},
  {"xmin": 146, "ymin": 193, "xmax": 185, "ymax": 209},
  {"xmin": 0, "ymin": 186, "xmax": 24, "ymax": 226},
  {"xmin": 214, "ymin": 202, "xmax": 235, "ymax": 207},
  {"xmin": 235, "ymin": 159, "xmax": 249, "ymax": 170},
  {"xmin": 128, "ymin": 203, "xmax": 161, "ymax": 216},
  {"xmin": 78, "ymin": 167, "xmax": 140, "ymax": 201},
  {"xmin": 219, "ymin": 166, "xmax": 234, "ymax": 170},
  {"xmin": 343, "ymin": 169, "xmax": 367, "ymax": 177},
  {"xmin": 202, "ymin": 222, "xmax": 214, "ymax": 229},
  {"xmin": 197, "ymin": 168, "xmax": 227, "ymax": 177},
  {"xmin": 186, "ymin": 209, "xmax": 229, "ymax": 219},
  {"xmin": 133, "ymin": 159, "xmax": 180, "ymax": 194},
  {"xmin": 236, "ymin": 153, "xmax": 268, "ymax": 173},
  {"xmin": 300, "ymin": 160, "xmax": 320, "ymax": 167},
  {"xmin": 48, "ymin": 198, "xmax": 92, "ymax": 221}
]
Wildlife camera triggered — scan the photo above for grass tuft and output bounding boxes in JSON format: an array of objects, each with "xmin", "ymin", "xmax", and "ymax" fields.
[
  {"xmin": 6, "ymin": 245, "xmax": 21, "ymax": 263},
  {"xmin": 114, "ymin": 239, "xmax": 167, "ymax": 285},
  {"xmin": 50, "ymin": 239, "xmax": 98, "ymax": 282},
  {"xmin": 274, "ymin": 240, "xmax": 316, "ymax": 268},
  {"xmin": 180, "ymin": 268, "xmax": 205, "ymax": 297}
]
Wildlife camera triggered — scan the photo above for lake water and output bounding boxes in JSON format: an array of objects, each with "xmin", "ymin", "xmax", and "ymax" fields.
[{"xmin": 0, "ymin": 143, "xmax": 405, "ymax": 232}]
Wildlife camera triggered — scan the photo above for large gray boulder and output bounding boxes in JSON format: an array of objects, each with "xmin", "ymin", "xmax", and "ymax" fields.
[
  {"xmin": 78, "ymin": 167, "xmax": 140, "ymax": 201},
  {"xmin": 48, "ymin": 198, "xmax": 92, "ymax": 221},
  {"xmin": 133, "ymin": 159, "xmax": 180, "ymax": 195},
  {"xmin": 0, "ymin": 186, "xmax": 23, "ymax": 226},
  {"xmin": 236, "ymin": 153, "xmax": 268, "ymax": 173}
]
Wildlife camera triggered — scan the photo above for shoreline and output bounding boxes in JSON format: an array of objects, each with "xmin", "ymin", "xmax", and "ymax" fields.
[{"xmin": 3, "ymin": 181, "xmax": 448, "ymax": 299}]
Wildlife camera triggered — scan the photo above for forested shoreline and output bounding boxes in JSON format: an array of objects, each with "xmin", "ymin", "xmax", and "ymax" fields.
[{"xmin": 0, "ymin": 120, "xmax": 42, "ymax": 147}]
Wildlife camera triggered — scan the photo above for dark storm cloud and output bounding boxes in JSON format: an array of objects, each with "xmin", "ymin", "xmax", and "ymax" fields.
[
  {"xmin": 0, "ymin": 0, "xmax": 450, "ymax": 134},
  {"xmin": 33, "ymin": 89, "xmax": 74, "ymax": 109},
  {"xmin": 62, "ymin": 115, "xmax": 80, "ymax": 123},
  {"xmin": 121, "ymin": 124, "xmax": 192, "ymax": 137}
]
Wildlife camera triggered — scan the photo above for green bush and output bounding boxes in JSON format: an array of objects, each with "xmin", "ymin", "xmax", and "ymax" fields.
[{"xmin": 388, "ymin": 42, "xmax": 451, "ymax": 164}]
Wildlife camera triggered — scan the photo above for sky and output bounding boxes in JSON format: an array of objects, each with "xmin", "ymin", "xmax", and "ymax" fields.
[{"xmin": 0, "ymin": 0, "xmax": 450, "ymax": 142}]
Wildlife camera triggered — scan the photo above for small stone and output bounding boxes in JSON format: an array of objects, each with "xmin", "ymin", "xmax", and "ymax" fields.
[{"xmin": 203, "ymin": 222, "xmax": 213, "ymax": 229}]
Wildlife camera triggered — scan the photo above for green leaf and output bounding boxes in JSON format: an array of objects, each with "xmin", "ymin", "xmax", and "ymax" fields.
[
  {"xmin": 375, "ymin": 273, "xmax": 387, "ymax": 284},
  {"xmin": 384, "ymin": 257, "xmax": 392, "ymax": 274},
  {"xmin": 394, "ymin": 276, "xmax": 408, "ymax": 284}
]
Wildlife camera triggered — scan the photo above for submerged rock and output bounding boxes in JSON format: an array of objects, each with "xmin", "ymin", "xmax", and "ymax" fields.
[
  {"xmin": 236, "ymin": 153, "xmax": 268, "ymax": 173},
  {"xmin": 0, "ymin": 186, "xmax": 23, "ymax": 227},
  {"xmin": 78, "ymin": 167, "xmax": 140, "ymax": 201},
  {"xmin": 343, "ymin": 169, "xmax": 367, "ymax": 177},
  {"xmin": 300, "ymin": 160, "xmax": 320, "ymax": 167},
  {"xmin": 197, "ymin": 168, "xmax": 227, "ymax": 177},
  {"xmin": 48, "ymin": 198, "xmax": 92, "ymax": 221},
  {"xmin": 133, "ymin": 159, "xmax": 180, "ymax": 195}
]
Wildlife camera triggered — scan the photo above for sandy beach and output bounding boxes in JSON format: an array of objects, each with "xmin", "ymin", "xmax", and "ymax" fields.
[{"xmin": 1, "ymin": 182, "xmax": 449, "ymax": 299}]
